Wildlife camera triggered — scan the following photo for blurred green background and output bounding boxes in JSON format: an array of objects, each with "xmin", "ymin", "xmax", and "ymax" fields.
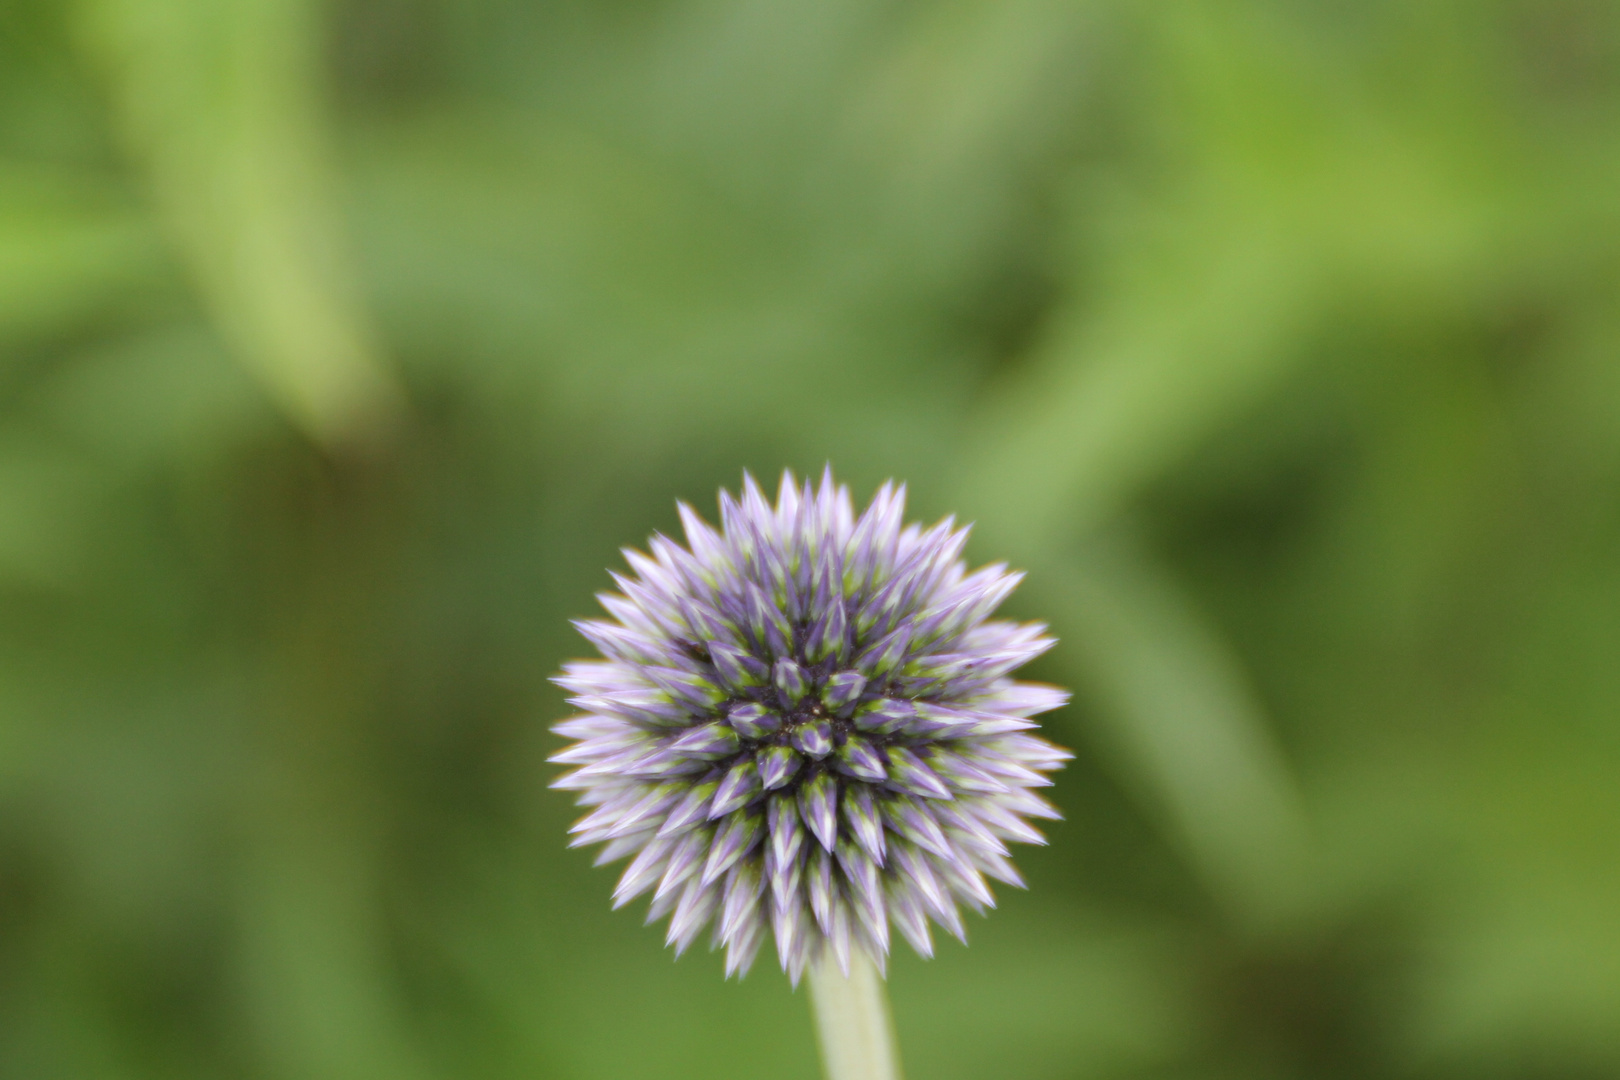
[{"xmin": 2, "ymin": 0, "xmax": 1619, "ymax": 1077}]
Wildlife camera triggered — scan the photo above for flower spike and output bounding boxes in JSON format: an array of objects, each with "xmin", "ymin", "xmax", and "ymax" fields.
[{"xmin": 551, "ymin": 470, "xmax": 1067, "ymax": 981}]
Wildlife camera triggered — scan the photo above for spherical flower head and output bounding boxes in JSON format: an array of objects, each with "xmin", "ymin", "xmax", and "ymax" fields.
[{"xmin": 551, "ymin": 470, "xmax": 1071, "ymax": 982}]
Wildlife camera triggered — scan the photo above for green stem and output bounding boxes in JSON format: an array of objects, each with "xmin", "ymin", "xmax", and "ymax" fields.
[{"xmin": 807, "ymin": 951, "xmax": 904, "ymax": 1080}]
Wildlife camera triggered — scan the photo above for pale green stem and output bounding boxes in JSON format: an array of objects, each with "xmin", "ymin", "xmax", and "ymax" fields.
[{"xmin": 807, "ymin": 952, "xmax": 904, "ymax": 1080}]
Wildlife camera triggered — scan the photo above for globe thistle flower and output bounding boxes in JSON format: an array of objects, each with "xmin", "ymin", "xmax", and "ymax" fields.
[{"xmin": 551, "ymin": 470, "xmax": 1070, "ymax": 983}]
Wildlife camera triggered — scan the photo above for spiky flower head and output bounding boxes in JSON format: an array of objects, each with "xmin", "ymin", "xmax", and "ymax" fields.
[{"xmin": 551, "ymin": 470, "xmax": 1070, "ymax": 982}]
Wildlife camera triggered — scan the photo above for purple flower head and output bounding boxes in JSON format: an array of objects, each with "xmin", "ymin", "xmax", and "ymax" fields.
[{"xmin": 551, "ymin": 470, "xmax": 1070, "ymax": 982}]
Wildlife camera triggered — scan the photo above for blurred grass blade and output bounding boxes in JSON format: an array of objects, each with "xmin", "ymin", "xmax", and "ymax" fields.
[
  {"xmin": 1049, "ymin": 532, "xmax": 1311, "ymax": 924},
  {"xmin": 955, "ymin": 229, "xmax": 1312, "ymax": 553},
  {"xmin": 950, "ymin": 0, "xmax": 1500, "ymax": 552},
  {"xmin": 77, "ymin": 0, "xmax": 405, "ymax": 448}
]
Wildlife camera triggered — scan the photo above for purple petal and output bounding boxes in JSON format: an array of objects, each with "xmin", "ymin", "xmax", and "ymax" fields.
[
  {"xmin": 968, "ymin": 749, "xmax": 1054, "ymax": 789},
  {"xmin": 613, "ymin": 834, "xmax": 677, "ymax": 908},
  {"xmin": 988, "ymin": 733, "xmax": 1075, "ymax": 769},
  {"xmin": 890, "ymin": 842, "xmax": 964, "ymax": 942},
  {"xmin": 933, "ymin": 848, "xmax": 995, "ymax": 912},
  {"xmin": 852, "ymin": 698, "xmax": 913, "ymax": 734},
  {"xmin": 924, "ymin": 747, "xmax": 1010, "ymax": 795},
  {"xmin": 656, "ymin": 773, "xmax": 720, "ymax": 836},
  {"xmin": 569, "ymin": 688, "xmax": 688, "ymax": 727},
  {"xmin": 653, "ymin": 826, "xmax": 713, "ymax": 901},
  {"xmin": 885, "ymin": 746, "xmax": 952, "ymax": 799},
  {"xmin": 726, "ymin": 701, "xmax": 781, "ymax": 740},
  {"xmin": 667, "ymin": 877, "xmax": 721, "ymax": 955},
  {"xmin": 853, "ymin": 624, "xmax": 913, "ymax": 677},
  {"xmin": 884, "ymin": 795, "xmax": 953, "ymax": 858},
  {"xmin": 568, "ymin": 786, "xmax": 644, "ymax": 841},
  {"xmin": 572, "ymin": 619, "xmax": 663, "ymax": 665},
  {"xmin": 677, "ymin": 501, "xmax": 726, "ymax": 567},
  {"xmin": 723, "ymin": 900, "xmax": 766, "ymax": 979},
  {"xmin": 773, "ymin": 656, "xmax": 810, "ymax": 706},
  {"xmin": 807, "ymin": 846, "xmax": 835, "ymax": 932},
  {"xmin": 834, "ymin": 734, "xmax": 887, "ymax": 783},
  {"xmin": 821, "ymin": 670, "xmax": 867, "ymax": 714},
  {"xmin": 975, "ymin": 799, "xmax": 1049, "ymax": 845},
  {"xmin": 758, "ymin": 745, "xmax": 802, "ymax": 790},
  {"xmin": 551, "ymin": 714, "xmax": 631, "ymax": 739},
  {"xmin": 708, "ymin": 756, "xmax": 761, "ymax": 819},
  {"xmin": 709, "ymin": 640, "xmax": 770, "ymax": 689},
  {"xmin": 644, "ymin": 667, "xmax": 723, "ymax": 711},
  {"xmin": 743, "ymin": 581, "xmax": 792, "ymax": 658},
  {"xmin": 886, "ymin": 879, "xmax": 934, "ymax": 957},
  {"xmin": 797, "ymin": 770, "xmax": 839, "ymax": 850},
  {"xmin": 677, "ymin": 596, "xmax": 737, "ymax": 649},
  {"xmin": 701, "ymin": 809, "xmax": 764, "ymax": 885},
  {"xmin": 803, "ymin": 598, "xmax": 849, "ymax": 664},
  {"xmin": 622, "ymin": 745, "xmax": 710, "ymax": 780},
  {"xmin": 594, "ymin": 831, "xmax": 655, "ymax": 866},
  {"xmin": 668, "ymin": 721, "xmax": 740, "ymax": 759},
  {"xmin": 966, "ymin": 846, "xmax": 1026, "ymax": 888},
  {"xmin": 827, "ymin": 894, "xmax": 853, "ymax": 976},
  {"xmin": 932, "ymin": 801, "xmax": 1009, "ymax": 855},
  {"xmin": 773, "ymin": 887, "xmax": 812, "ymax": 982},
  {"xmin": 854, "ymin": 574, "xmax": 909, "ymax": 639},
  {"xmin": 765, "ymin": 794, "xmax": 805, "ymax": 900},
  {"xmin": 604, "ymin": 783, "xmax": 684, "ymax": 838},
  {"xmin": 931, "ymin": 564, "xmax": 1022, "ymax": 636},
  {"xmin": 594, "ymin": 592, "xmax": 660, "ymax": 637},
  {"xmin": 717, "ymin": 858, "xmax": 765, "ymax": 947},
  {"xmin": 908, "ymin": 702, "xmax": 1034, "ymax": 739},
  {"xmin": 835, "ymin": 839, "xmax": 885, "ymax": 942},
  {"xmin": 974, "ymin": 681, "xmax": 1070, "ymax": 717},
  {"xmin": 999, "ymin": 787, "xmax": 1063, "ymax": 820},
  {"xmin": 841, "ymin": 784, "xmax": 885, "ymax": 864},
  {"xmin": 790, "ymin": 720, "xmax": 834, "ymax": 759}
]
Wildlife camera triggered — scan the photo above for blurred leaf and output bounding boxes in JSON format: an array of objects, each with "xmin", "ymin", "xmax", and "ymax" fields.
[
  {"xmin": 955, "ymin": 227, "xmax": 1312, "ymax": 549},
  {"xmin": 76, "ymin": 0, "xmax": 405, "ymax": 447},
  {"xmin": 1046, "ymin": 532, "xmax": 1312, "ymax": 925}
]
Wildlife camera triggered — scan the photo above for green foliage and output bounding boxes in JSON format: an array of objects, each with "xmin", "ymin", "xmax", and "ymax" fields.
[{"xmin": 2, "ymin": 0, "xmax": 1619, "ymax": 1077}]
